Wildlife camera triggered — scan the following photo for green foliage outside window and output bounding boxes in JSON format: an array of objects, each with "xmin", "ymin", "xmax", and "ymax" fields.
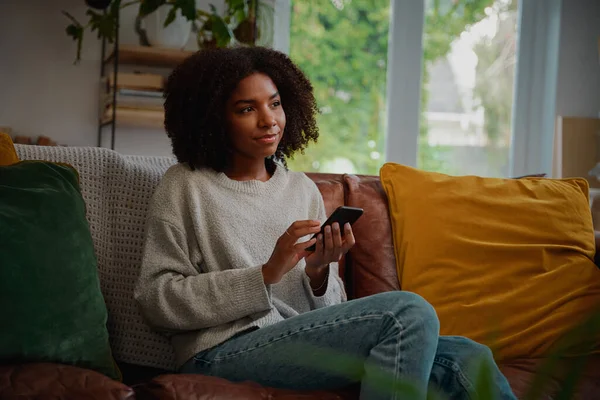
[{"xmin": 287, "ymin": 0, "xmax": 515, "ymax": 176}]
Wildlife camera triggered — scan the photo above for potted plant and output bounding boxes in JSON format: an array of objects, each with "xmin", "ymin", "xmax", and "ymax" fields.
[{"xmin": 63, "ymin": 0, "xmax": 257, "ymax": 63}]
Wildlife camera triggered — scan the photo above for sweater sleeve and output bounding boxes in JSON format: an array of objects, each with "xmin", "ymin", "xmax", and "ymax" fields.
[
  {"xmin": 302, "ymin": 180, "xmax": 348, "ymax": 308},
  {"xmin": 134, "ymin": 217, "xmax": 272, "ymax": 333},
  {"xmin": 303, "ymin": 262, "xmax": 347, "ymax": 309}
]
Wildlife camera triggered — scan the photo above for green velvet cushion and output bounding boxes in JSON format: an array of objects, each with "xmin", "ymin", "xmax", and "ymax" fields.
[{"xmin": 0, "ymin": 161, "xmax": 120, "ymax": 380}]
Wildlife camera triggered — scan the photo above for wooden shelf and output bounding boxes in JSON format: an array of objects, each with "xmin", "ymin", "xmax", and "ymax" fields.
[
  {"xmin": 99, "ymin": 44, "xmax": 186, "ymax": 148},
  {"xmin": 105, "ymin": 45, "xmax": 195, "ymax": 68},
  {"xmin": 101, "ymin": 107, "xmax": 165, "ymax": 129}
]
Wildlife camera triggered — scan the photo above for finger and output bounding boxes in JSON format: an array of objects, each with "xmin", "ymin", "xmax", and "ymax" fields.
[
  {"xmin": 342, "ymin": 223, "xmax": 356, "ymax": 252},
  {"xmin": 323, "ymin": 225, "xmax": 334, "ymax": 259},
  {"xmin": 332, "ymin": 222, "xmax": 343, "ymax": 249},
  {"xmin": 286, "ymin": 226, "xmax": 321, "ymax": 240},
  {"xmin": 290, "ymin": 220, "xmax": 321, "ymax": 230},
  {"xmin": 330, "ymin": 222, "xmax": 344, "ymax": 260},
  {"xmin": 287, "ymin": 220, "xmax": 321, "ymax": 239},
  {"xmin": 296, "ymin": 238, "xmax": 317, "ymax": 256},
  {"xmin": 315, "ymin": 233, "xmax": 324, "ymax": 256}
]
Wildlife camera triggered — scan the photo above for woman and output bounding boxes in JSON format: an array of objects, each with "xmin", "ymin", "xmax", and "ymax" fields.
[{"xmin": 134, "ymin": 46, "xmax": 516, "ymax": 400}]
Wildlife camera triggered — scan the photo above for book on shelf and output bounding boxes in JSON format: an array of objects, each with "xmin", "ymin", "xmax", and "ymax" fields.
[
  {"xmin": 117, "ymin": 88, "xmax": 164, "ymax": 98},
  {"xmin": 102, "ymin": 88, "xmax": 165, "ymax": 111},
  {"xmin": 107, "ymin": 92, "xmax": 164, "ymax": 110},
  {"xmin": 103, "ymin": 106, "xmax": 165, "ymax": 128},
  {"xmin": 107, "ymin": 72, "xmax": 164, "ymax": 92}
]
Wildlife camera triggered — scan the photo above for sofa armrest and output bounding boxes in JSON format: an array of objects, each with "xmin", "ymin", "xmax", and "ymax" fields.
[{"xmin": 0, "ymin": 363, "xmax": 134, "ymax": 400}]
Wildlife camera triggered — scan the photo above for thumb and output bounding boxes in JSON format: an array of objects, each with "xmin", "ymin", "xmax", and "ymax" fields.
[
  {"xmin": 295, "ymin": 238, "xmax": 317, "ymax": 260},
  {"xmin": 298, "ymin": 250, "xmax": 312, "ymax": 260}
]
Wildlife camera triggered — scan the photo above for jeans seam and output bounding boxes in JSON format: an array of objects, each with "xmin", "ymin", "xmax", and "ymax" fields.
[
  {"xmin": 433, "ymin": 356, "xmax": 474, "ymax": 399},
  {"xmin": 191, "ymin": 356, "xmax": 211, "ymax": 366},
  {"xmin": 212, "ymin": 313, "xmax": 393, "ymax": 362},
  {"xmin": 384, "ymin": 311, "xmax": 403, "ymax": 400}
]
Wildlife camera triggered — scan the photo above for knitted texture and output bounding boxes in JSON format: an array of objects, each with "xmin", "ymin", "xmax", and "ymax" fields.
[
  {"xmin": 135, "ymin": 163, "xmax": 346, "ymax": 367},
  {"xmin": 15, "ymin": 145, "xmax": 178, "ymax": 370}
]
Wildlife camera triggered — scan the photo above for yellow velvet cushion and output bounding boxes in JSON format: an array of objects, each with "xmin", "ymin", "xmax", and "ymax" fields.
[
  {"xmin": 0, "ymin": 132, "xmax": 19, "ymax": 166},
  {"xmin": 380, "ymin": 163, "xmax": 600, "ymax": 360}
]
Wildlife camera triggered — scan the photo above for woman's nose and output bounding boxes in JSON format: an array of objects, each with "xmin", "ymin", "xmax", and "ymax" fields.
[{"xmin": 259, "ymin": 109, "xmax": 276, "ymax": 127}]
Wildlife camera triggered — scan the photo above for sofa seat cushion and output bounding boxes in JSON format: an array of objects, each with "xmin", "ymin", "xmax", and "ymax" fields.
[
  {"xmin": 0, "ymin": 363, "xmax": 134, "ymax": 400},
  {"xmin": 135, "ymin": 373, "xmax": 358, "ymax": 400}
]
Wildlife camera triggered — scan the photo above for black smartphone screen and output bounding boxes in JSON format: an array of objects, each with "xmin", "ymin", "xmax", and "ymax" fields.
[{"xmin": 306, "ymin": 206, "xmax": 364, "ymax": 251}]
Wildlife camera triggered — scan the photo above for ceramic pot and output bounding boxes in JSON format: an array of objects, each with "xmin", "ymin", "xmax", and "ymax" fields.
[{"xmin": 142, "ymin": 5, "xmax": 192, "ymax": 49}]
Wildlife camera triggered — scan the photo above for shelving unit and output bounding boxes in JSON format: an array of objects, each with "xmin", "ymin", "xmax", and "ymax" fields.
[
  {"xmin": 98, "ymin": 15, "xmax": 196, "ymax": 150},
  {"xmin": 104, "ymin": 44, "xmax": 194, "ymax": 68},
  {"xmin": 100, "ymin": 107, "xmax": 166, "ymax": 129}
]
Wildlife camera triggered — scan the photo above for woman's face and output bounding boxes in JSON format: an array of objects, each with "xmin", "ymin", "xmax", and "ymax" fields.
[{"xmin": 225, "ymin": 73, "xmax": 286, "ymax": 162}]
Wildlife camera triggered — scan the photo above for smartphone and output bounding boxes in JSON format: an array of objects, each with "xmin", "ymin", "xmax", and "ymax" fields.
[{"xmin": 306, "ymin": 206, "xmax": 364, "ymax": 251}]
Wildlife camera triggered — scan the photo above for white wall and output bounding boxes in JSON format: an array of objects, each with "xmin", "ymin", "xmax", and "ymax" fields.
[
  {"xmin": 555, "ymin": 0, "xmax": 600, "ymax": 118},
  {"xmin": 0, "ymin": 0, "xmax": 215, "ymax": 156},
  {"xmin": 0, "ymin": 0, "xmax": 101, "ymax": 148}
]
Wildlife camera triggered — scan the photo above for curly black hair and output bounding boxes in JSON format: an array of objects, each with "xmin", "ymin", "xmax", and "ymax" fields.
[{"xmin": 164, "ymin": 46, "xmax": 319, "ymax": 171}]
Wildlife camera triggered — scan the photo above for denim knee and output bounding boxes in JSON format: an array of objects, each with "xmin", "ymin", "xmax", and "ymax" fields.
[
  {"xmin": 453, "ymin": 336, "xmax": 493, "ymax": 357},
  {"xmin": 438, "ymin": 335, "xmax": 495, "ymax": 366},
  {"xmin": 367, "ymin": 291, "xmax": 440, "ymax": 337}
]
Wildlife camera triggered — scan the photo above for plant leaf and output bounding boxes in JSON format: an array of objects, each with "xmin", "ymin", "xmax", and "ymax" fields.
[
  {"xmin": 226, "ymin": 0, "xmax": 248, "ymax": 24},
  {"xmin": 61, "ymin": 10, "xmax": 82, "ymax": 27},
  {"xmin": 210, "ymin": 15, "xmax": 233, "ymax": 47},
  {"xmin": 65, "ymin": 23, "xmax": 84, "ymax": 63},
  {"xmin": 62, "ymin": 11, "xmax": 84, "ymax": 63},
  {"xmin": 163, "ymin": 6, "xmax": 177, "ymax": 27},
  {"xmin": 473, "ymin": 356, "xmax": 495, "ymax": 400},
  {"xmin": 110, "ymin": 0, "xmax": 122, "ymax": 15},
  {"xmin": 139, "ymin": 0, "xmax": 166, "ymax": 17},
  {"xmin": 227, "ymin": 0, "xmax": 246, "ymax": 12},
  {"xmin": 173, "ymin": 0, "xmax": 196, "ymax": 21},
  {"xmin": 87, "ymin": 9, "xmax": 116, "ymax": 42},
  {"xmin": 234, "ymin": 8, "xmax": 246, "ymax": 24},
  {"xmin": 65, "ymin": 24, "xmax": 82, "ymax": 39}
]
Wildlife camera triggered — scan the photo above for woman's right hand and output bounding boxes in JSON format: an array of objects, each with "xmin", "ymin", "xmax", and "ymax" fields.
[{"xmin": 262, "ymin": 220, "xmax": 321, "ymax": 285}]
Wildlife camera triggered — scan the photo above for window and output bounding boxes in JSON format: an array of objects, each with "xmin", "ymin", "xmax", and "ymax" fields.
[
  {"xmin": 287, "ymin": 0, "xmax": 390, "ymax": 175},
  {"xmin": 284, "ymin": 0, "xmax": 560, "ymax": 177},
  {"xmin": 419, "ymin": 0, "xmax": 518, "ymax": 177}
]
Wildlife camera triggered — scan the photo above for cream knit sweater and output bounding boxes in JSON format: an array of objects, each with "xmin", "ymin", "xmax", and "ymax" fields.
[{"xmin": 134, "ymin": 163, "xmax": 347, "ymax": 368}]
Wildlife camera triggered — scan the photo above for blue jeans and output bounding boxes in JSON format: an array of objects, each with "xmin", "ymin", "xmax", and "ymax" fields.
[{"xmin": 180, "ymin": 292, "xmax": 516, "ymax": 400}]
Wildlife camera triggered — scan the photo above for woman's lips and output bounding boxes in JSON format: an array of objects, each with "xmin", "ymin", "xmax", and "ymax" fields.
[{"xmin": 255, "ymin": 133, "xmax": 278, "ymax": 144}]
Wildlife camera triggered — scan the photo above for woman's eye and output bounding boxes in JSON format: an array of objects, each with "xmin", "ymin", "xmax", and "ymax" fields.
[
  {"xmin": 272, "ymin": 101, "xmax": 281, "ymax": 107},
  {"xmin": 240, "ymin": 107, "xmax": 253, "ymax": 113}
]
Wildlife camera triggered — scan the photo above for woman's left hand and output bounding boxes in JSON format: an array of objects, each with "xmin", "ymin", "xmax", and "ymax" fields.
[{"xmin": 305, "ymin": 222, "xmax": 355, "ymax": 270}]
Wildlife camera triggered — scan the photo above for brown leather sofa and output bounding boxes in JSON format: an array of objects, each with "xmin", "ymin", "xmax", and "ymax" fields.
[{"xmin": 2, "ymin": 173, "xmax": 600, "ymax": 400}]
